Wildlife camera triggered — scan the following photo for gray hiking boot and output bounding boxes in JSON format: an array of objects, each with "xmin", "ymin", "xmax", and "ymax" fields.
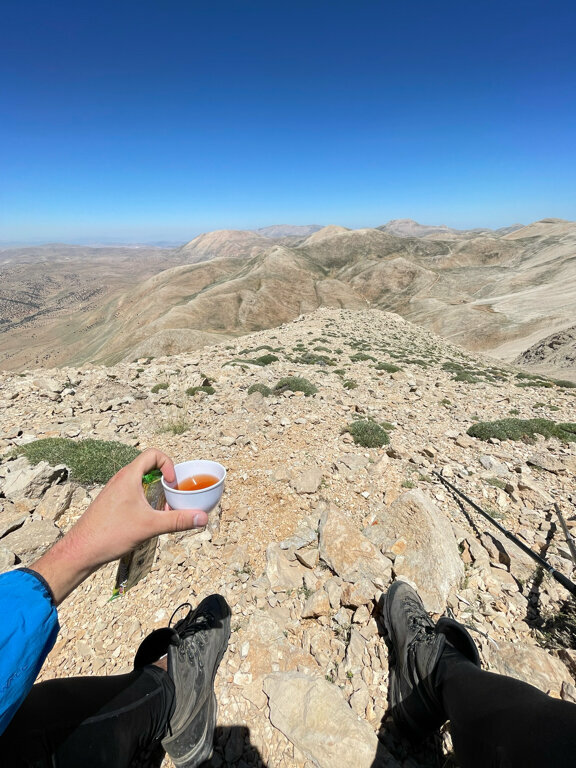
[
  {"xmin": 380, "ymin": 581, "xmax": 479, "ymax": 741},
  {"xmin": 155, "ymin": 594, "xmax": 231, "ymax": 767}
]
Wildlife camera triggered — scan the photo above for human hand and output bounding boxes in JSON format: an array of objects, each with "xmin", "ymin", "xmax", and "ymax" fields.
[{"xmin": 32, "ymin": 448, "xmax": 209, "ymax": 604}]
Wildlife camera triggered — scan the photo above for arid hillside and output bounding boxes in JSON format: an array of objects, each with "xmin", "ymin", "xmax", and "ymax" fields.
[
  {"xmin": 1, "ymin": 219, "xmax": 575, "ymax": 380},
  {"xmin": 1, "ymin": 308, "xmax": 575, "ymax": 767}
]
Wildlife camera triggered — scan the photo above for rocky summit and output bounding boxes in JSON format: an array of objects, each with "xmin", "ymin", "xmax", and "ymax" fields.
[{"xmin": 1, "ymin": 307, "xmax": 576, "ymax": 767}]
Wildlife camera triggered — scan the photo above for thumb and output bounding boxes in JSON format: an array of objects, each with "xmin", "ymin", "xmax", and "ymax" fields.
[{"xmin": 158, "ymin": 507, "xmax": 209, "ymax": 534}]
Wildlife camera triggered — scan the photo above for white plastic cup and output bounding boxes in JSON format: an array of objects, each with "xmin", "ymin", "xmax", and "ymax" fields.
[{"xmin": 161, "ymin": 460, "xmax": 226, "ymax": 512}]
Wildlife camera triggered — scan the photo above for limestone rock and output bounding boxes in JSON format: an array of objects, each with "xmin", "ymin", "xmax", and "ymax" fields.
[
  {"xmin": 0, "ymin": 500, "xmax": 29, "ymax": 538},
  {"xmin": 340, "ymin": 579, "xmax": 377, "ymax": 608},
  {"xmin": 0, "ymin": 546, "xmax": 16, "ymax": 572},
  {"xmin": 292, "ymin": 468, "xmax": 323, "ymax": 494},
  {"xmin": 264, "ymin": 672, "xmax": 398, "ymax": 768},
  {"xmin": 266, "ymin": 543, "xmax": 307, "ymax": 592},
  {"xmin": 2, "ymin": 460, "xmax": 67, "ymax": 501},
  {"xmin": 2, "ymin": 520, "xmax": 62, "ymax": 565},
  {"xmin": 301, "ymin": 589, "xmax": 331, "ymax": 619},
  {"xmin": 36, "ymin": 483, "xmax": 75, "ymax": 522},
  {"xmin": 489, "ymin": 642, "xmax": 573, "ymax": 696},
  {"xmin": 367, "ymin": 490, "xmax": 463, "ymax": 613},
  {"xmin": 319, "ymin": 506, "xmax": 392, "ymax": 589},
  {"xmin": 526, "ymin": 452, "xmax": 564, "ymax": 474}
]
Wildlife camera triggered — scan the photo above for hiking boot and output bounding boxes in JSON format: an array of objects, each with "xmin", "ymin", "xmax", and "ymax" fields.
[
  {"xmin": 380, "ymin": 581, "xmax": 479, "ymax": 741},
  {"xmin": 135, "ymin": 594, "xmax": 231, "ymax": 767}
]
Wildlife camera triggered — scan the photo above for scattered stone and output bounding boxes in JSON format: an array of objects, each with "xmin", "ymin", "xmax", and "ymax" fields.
[
  {"xmin": 367, "ymin": 490, "xmax": 463, "ymax": 613},
  {"xmin": 1, "ymin": 520, "xmax": 62, "ymax": 566},
  {"xmin": 266, "ymin": 543, "xmax": 307, "ymax": 592},
  {"xmin": 264, "ymin": 673, "xmax": 397, "ymax": 768},
  {"xmin": 36, "ymin": 483, "xmax": 75, "ymax": 522},
  {"xmin": 301, "ymin": 590, "xmax": 331, "ymax": 619},
  {"xmin": 319, "ymin": 507, "xmax": 392, "ymax": 589},
  {"xmin": 2, "ymin": 460, "xmax": 67, "ymax": 501},
  {"xmin": 292, "ymin": 469, "xmax": 323, "ymax": 494}
]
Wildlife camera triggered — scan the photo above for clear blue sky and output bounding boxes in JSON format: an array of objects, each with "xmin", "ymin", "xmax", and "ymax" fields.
[{"xmin": 1, "ymin": 0, "xmax": 575, "ymax": 243}]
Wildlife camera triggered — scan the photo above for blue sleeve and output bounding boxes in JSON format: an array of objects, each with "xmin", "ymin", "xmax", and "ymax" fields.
[{"xmin": 0, "ymin": 569, "xmax": 60, "ymax": 735}]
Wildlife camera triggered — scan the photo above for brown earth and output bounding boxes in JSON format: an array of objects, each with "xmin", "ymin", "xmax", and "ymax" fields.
[{"xmin": 1, "ymin": 220, "xmax": 575, "ymax": 382}]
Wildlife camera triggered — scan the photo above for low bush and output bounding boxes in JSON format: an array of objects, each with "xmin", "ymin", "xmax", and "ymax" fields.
[
  {"xmin": 552, "ymin": 379, "xmax": 576, "ymax": 388},
  {"xmin": 343, "ymin": 380, "xmax": 358, "ymax": 389},
  {"xmin": 292, "ymin": 352, "xmax": 335, "ymax": 366},
  {"xmin": 13, "ymin": 438, "xmax": 140, "ymax": 485},
  {"xmin": 375, "ymin": 362, "xmax": 401, "ymax": 373},
  {"xmin": 350, "ymin": 352, "xmax": 376, "ymax": 362},
  {"xmin": 453, "ymin": 371, "xmax": 481, "ymax": 383},
  {"xmin": 186, "ymin": 385, "xmax": 215, "ymax": 396},
  {"xmin": 274, "ymin": 376, "xmax": 318, "ymax": 396},
  {"xmin": 247, "ymin": 383, "xmax": 272, "ymax": 397},
  {"xmin": 151, "ymin": 382, "xmax": 169, "ymax": 393},
  {"xmin": 343, "ymin": 420, "xmax": 390, "ymax": 448},
  {"xmin": 223, "ymin": 354, "xmax": 278, "ymax": 367},
  {"xmin": 467, "ymin": 418, "xmax": 576, "ymax": 443}
]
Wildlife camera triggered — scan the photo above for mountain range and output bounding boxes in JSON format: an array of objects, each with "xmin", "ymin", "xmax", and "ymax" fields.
[{"xmin": 1, "ymin": 218, "xmax": 574, "ymax": 380}]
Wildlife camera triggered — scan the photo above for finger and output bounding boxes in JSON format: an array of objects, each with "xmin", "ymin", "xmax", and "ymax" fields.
[
  {"xmin": 131, "ymin": 448, "xmax": 176, "ymax": 483},
  {"xmin": 155, "ymin": 507, "xmax": 208, "ymax": 534}
]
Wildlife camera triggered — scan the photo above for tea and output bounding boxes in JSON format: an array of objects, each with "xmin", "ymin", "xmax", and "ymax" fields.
[{"xmin": 177, "ymin": 473, "xmax": 219, "ymax": 491}]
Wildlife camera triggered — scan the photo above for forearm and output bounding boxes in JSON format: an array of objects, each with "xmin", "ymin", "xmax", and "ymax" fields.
[{"xmin": 31, "ymin": 528, "xmax": 98, "ymax": 606}]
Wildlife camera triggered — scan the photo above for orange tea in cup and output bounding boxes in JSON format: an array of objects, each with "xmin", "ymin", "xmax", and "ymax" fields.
[{"xmin": 177, "ymin": 474, "xmax": 219, "ymax": 491}]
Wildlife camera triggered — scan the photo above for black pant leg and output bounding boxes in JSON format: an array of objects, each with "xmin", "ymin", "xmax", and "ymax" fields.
[
  {"xmin": 0, "ymin": 666, "xmax": 175, "ymax": 768},
  {"xmin": 437, "ymin": 649, "xmax": 576, "ymax": 768}
]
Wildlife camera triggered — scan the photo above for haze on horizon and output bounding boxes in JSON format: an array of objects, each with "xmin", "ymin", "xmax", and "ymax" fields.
[{"xmin": 1, "ymin": 0, "xmax": 575, "ymax": 244}]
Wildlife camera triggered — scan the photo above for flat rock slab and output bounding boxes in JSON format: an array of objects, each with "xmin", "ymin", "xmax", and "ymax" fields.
[
  {"xmin": 366, "ymin": 489, "xmax": 463, "ymax": 613},
  {"xmin": 264, "ymin": 672, "xmax": 399, "ymax": 768},
  {"xmin": 266, "ymin": 543, "xmax": 307, "ymax": 592},
  {"xmin": 319, "ymin": 506, "xmax": 392, "ymax": 589},
  {"xmin": 488, "ymin": 642, "xmax": 573, "ymax": 697},
  {"xmin": 1, "ymin": 520, "xmax": 62, "ymax": 566},
  {"xmin": 1, "ymin": 459, "xmax": 67, "ymax": 500}
]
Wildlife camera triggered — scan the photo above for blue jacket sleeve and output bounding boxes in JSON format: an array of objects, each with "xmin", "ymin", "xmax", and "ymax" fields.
[{"xmin": 0, "ymin": 569, "xmax": 60, "ymax": 735}]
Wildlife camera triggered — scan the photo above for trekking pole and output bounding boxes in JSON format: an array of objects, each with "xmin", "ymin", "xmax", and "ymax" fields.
[
  {"xmin": 432, "ymin": 471, "xmax": 576, "ymax": 598},
  {"xmin": 554, "ymin": 502, "xmax": 576, "ymax": 569}
]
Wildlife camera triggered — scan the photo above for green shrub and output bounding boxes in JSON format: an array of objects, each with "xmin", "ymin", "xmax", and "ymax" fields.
[
  {"xmin": 453, "ymin": 372, "xmax": 480, "ymax": 383},
  {"xmin": 274, "ymin": 376, "xmax": 318, "ymax": 396},
  {"xmin": 516, "ymin": 381, "xmax": 554, "ymax": 389},
  {"xmin": 223, "ymin": 354, "xmax": 278, "ymax": 367},
  {"xmin": 467, "ymin": 418, "xmax": 576, "ymax": 443},
  {"xmin": 343, "ymin": 380, "xmax": 358, "ymax": 390},
  {"xmin": 350, "ymin": 352, "xmax": 376, "ymax": 362},
  {"xmin": 238, "ymin": 344, "xmax": 281, "ymax": 355},
  {"xmin": 292, "ymin": 352, "xmax": 335, "ymax": 366},
  {"xmin": 186, "ymin": 385, "xmax": 215, "ymax": 396},
  {"xmin": 161, "ymin": 419, "xmax": 190, "ymax": 435},
  {"xmin": 151, "ymin": 382, "xmax": 169, "ymax": 393},
  {"xmin": 247, "ymin": 383, "xmax": 272, "ymax": 397},
  {"xmin": 442, "ymin": 361, "xmax": 465, "ymax": 372},
  {"xmin": 12, "ymin": 438, "xmax": 140, "ymax": 485},
  {"xmin": 485, "ymin": 477, "xmax": 507, "ymax": 490},
  {"xmin": 343, "ymin": 420, "xmax": 390, "ymax": 448},
  {"xmin": 552, "ymin": 379, "xmax": 576, "ymax": 389},
  {"xmin": 376, "ymin": 362, "xmax": 401, "ymax": 373}
]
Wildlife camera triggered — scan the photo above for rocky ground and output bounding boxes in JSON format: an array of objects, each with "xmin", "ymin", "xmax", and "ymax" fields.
[{"xmin": 1, "ymin": 307, "xmax": 576, "ymax": 767}]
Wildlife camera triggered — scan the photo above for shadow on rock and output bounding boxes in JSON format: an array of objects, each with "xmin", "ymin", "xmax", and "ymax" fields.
[{"xmin": 203, "ymin": 724, "xmax": 268, "ymax": 767}]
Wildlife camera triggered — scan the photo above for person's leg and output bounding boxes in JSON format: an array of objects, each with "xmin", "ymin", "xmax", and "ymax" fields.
[
  {"xmin": 437, "ymin": 646, "xmax": 576, "ymax": 768},
  {"xmin": 0, "ymin": 665, "xmax": 174, "ymax": 768},
  {"xmin": 0, "ymin": 594, "xmax": 231, "ymax": 768},
  {"xmin": 381, "ymin": 582, "xmax": 576, "ymax": 768}
]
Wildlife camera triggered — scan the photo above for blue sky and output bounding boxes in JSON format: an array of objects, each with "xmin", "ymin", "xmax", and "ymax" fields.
[{"xmin": 1, "ymin": 0, "xmax": 575, "ymax": 243}]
